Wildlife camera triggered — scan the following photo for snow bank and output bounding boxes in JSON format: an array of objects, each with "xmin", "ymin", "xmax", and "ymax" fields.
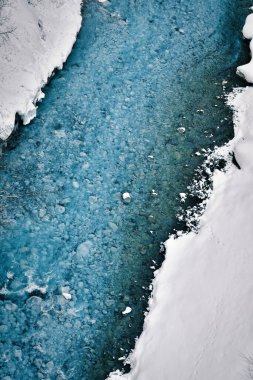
[
  {"xmin": 0, "ymin": 0, "xmax": 82, "ymax": 140},
  {"xmin": 107, "ymin": 11, "xmax": 253, "ymax": 380},
  {"xmin": 237, "ymin": 10, "xmax": 253, "ymax": 82}
]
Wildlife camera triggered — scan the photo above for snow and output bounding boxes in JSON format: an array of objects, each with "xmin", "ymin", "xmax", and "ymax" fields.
[
  {"xmin": 179, "ymin": 192, "xmax": 187, "ymax": 202},
  {"xmin": 107, "ymin": 10, "xmax": 253, "ymax": 380},
  {"xmin": 0, "ymin": 0, "xmax": 82, "ymax": 140},
  {"xmin": 237, "ymin": 13, "xmax": 253, "ymax": 82}
]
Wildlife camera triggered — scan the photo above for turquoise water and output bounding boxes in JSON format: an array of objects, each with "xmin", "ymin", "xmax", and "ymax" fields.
[{"xmin": 0, "ymin": 1, "xmax": 250, "ymax": 379}]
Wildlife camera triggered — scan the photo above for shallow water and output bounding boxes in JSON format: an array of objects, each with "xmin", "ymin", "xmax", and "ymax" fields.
[{"xmin": 0, "ymin": 1, "xmax": 250, "ymax": 379}]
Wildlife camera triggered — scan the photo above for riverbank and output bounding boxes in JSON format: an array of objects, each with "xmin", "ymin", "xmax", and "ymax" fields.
[
  {"xmin": 0, "ymin": 0, "xmax": 82, "ymax": 140},
  {"xmin": 108, "ymin": 9, "xmax": 253, "ymax": 380}
]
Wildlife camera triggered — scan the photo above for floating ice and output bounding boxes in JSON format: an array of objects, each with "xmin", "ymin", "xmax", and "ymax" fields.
[
  {"xmin": 76, "ymin": 241, "xmax": 93, "ymax": 257},
  {"xmin": 122, "ymin": 307, "xmax": 132, "ymax": 315},
  {"xmin": 177, "ymin": 127, "xmax": 186, "ymax": 134},
  {"xmin": 62, "ymin": 292, "xmax": 72, "ymax": 301},
  {"xmin": 122, "ymin": 192, "xmax": 132, "ymax": 204}
]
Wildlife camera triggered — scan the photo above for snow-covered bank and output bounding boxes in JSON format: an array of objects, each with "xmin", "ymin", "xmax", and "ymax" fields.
[
  {"xmin": 108, "ymin": 10, "xmax": 253, "ymax": 380},
  {"xmin": 0, "ymin": 0, "xmax": 82, "ymax": 140},
  {"xmin": 237, "ymin": 10, "xmax": 253, "ymax": 82}
]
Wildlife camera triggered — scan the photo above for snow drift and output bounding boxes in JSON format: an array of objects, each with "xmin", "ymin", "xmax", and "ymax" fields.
[
  {"xmin": 107, "ymin": 9, "xmax": 253, "ymax": 380},
  {"xmin": 0, "ymin": 0, "xmax": 82, "ymax": 140}
]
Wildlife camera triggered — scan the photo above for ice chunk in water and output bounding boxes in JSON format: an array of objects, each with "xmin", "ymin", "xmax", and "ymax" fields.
[{"xmin": 76, "ymin": 241, "xmax": 93, "ymax": 257}]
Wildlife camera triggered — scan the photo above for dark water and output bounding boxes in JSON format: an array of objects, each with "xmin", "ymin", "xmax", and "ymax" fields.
[{"xmin": 0, "ymin": 1, "xmax": 250, "ymax": 379}]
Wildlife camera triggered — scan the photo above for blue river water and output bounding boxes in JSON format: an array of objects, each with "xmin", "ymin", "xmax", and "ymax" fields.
[{"xmin": 0, "ymin": 1, "xmax": 251, "ymax": 379}]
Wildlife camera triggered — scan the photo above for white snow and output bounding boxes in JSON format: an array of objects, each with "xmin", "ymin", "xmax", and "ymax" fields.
[
  {"xmin": 107, "ymin": 10, "xmax": 253, "ymax": 380},
  {"xmin": 179, "ymin": 192, "xmax": 187, "ymax": 202},
  {"xmin": 237, "ymin": 12, "xmax": 253, "ymax": 82},
  {"xmin": 0, "ymin": 0, "xmax": 82, "ymax": 140}
]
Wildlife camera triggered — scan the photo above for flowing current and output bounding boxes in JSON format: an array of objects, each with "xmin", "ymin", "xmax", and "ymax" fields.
[{"xmin": 0, "ymin": 1, "xmax": 250, "ymax": 379}]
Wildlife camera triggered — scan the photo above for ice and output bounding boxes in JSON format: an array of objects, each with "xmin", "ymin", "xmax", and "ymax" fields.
[
  {"xmin": 179, "ymin": 192, "xmax": 187, "ymax": 202},
  {"xmin": 122, "ymin": 307, "xmax": 132, "ymax": 315},
  {"xmin": 122, "ymin": 192, "xmax": 132, "ymax": 204},
  {"xmin": 62, "ymin": 292, "xmax": 72, "ymax": 301},
  {"xmin": 177, "ymin": 127, "xmax": 186, "ymax": 134},
  {"xmin": 76, "ymin": 241, "xmax": 93, "ymax": 257}
]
